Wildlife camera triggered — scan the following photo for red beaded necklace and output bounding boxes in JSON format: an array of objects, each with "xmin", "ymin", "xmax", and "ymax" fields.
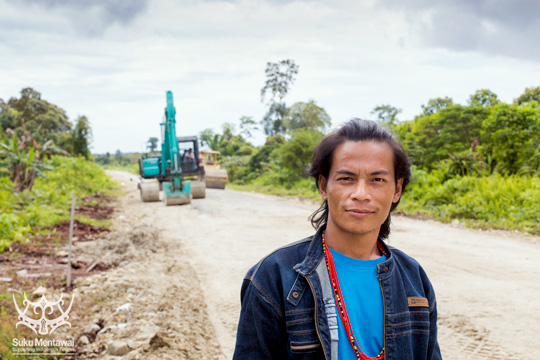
[{"xmin": 321, "ymin": 232, "xmax": 386, "ymax": 360}]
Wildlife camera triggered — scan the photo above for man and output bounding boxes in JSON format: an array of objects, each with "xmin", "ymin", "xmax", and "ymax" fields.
[
  {"xmin": 185, "ymin": 148, "xmax": 194, "ymax": 160},
  {"xmin": 233, "ymin": 119, "xmax": 441, "ymax": 359}
]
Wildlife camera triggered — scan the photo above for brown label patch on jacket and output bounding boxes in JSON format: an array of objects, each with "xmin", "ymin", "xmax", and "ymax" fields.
[{"xmin": 408, "ymin": 296, "xmax": 429, "ymax": 307}]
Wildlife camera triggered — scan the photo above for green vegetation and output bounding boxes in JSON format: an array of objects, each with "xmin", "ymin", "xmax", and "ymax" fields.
[
  {"xmin": 94, "ymin": 150, "xmax": 141, "ymax": 175},
  {"xmin": 0, "ymin": 87, "xmax": 116, "ymax": 253},
  {"xmin": 214, "ymin": 71, "xmax": 540, "ymax": 235},
  {"xmin": 0, "ymin": 88, "xmax": 92, "ymax": 158},
  {"xmin": 0, "ymin": 88, "xmax": 113, "ymax": 359},
  {"xmin": 0, "ymin": 155, "xmax": 117, "ymax": 252},
  {"xmin": 401, "ymin": 168, "xmax": 540, "ymax": 233}
]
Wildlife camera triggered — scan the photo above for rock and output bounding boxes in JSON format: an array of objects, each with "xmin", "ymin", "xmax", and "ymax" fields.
[
  {"xmin": 452, "ymin": 219, "xmax": 460, "ymax": 226},
  {"xmin": 27, "ymin": 272, "xmax": 51, "ymax": 278},
  {"xmin": 16, "ymin": 269, "xmax": 28, "ymax": 277},
  {"xmin": 114, "ymin": 302, "xmax": 131, "ymax": 314},
  {"xmin": 0, "ymin": 277, "xmax": 12, "ymax": 282},
  {"xmin": 32, "ymin": 286, "xmax": 47, "ymax": 296},
  {"xmin": 84, "ymin": 323, "xmax": 101, "ymax": 334},
  {"xmin": 56, "ymin": 250, "xmax": 69, "ymax": 257},
  {"xmin": 78, "ymin": 335, "xmax": 90, "ymax": 345},
  {"xmin": 149, "ymin": 332, "xmax": 170, "ymax": 349},
  {"xmin": 108, "ymin": 339, "xmax": 130, "ymax": 356}
]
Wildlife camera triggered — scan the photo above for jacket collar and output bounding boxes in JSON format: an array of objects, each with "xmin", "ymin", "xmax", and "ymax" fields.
[
  {"xmin": 293, "ymin": 225, "xmax": 326, "ymax": 276},
  {"xmin": 294, "ymin": 224, "xmax": 395, "ymax": 277}
]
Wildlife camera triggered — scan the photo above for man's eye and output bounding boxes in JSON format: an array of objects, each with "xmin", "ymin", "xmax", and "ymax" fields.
[
  {"xmin": 338, "ymin": 177, "xmax": 353, "ymax": 181},
  {"xmin": 373, "ymin": 178, "xmax": 385, "ymax": 182}
]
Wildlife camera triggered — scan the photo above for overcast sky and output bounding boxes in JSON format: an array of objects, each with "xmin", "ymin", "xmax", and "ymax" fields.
[{"xmin": 1, "ymin": 0, "xmax": 539, "ymax": 154}]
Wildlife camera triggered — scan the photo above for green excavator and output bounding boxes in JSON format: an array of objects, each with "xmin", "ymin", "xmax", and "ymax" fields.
[{"xmin": 138, "ymin": 91, "xmax": 205, "ymax": 205}]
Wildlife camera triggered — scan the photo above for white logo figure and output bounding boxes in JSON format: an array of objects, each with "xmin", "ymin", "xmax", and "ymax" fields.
[{"xmin": 13, "ymin": 293, "xmax": 75, "ymax": 335}]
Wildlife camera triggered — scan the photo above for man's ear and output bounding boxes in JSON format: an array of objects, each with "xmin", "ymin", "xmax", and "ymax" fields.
[
  {"xmin": 392, "ymin": 178, "xmax": 404, "ymax": 203},
  {"xmin": 318, "ymin": 175, "xmax": 328, "ymax": 201}
]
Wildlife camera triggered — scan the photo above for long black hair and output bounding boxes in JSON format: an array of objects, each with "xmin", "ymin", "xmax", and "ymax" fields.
[{"xmin": 307, "ymin": 119, "xmax": 411, "ymax": 240}]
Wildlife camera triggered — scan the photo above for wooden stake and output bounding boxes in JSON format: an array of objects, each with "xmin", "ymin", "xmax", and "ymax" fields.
[{"xmin": 67, "ymin": 193, "xmax": 76, "ymax": 288}]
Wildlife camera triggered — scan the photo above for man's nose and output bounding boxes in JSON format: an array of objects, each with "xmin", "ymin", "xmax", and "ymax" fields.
[{"xmin": 351, "ymin": 179, "xmax": 371, "ymax": 201}]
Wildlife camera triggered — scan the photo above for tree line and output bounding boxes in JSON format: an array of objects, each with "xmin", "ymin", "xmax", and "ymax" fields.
[
  {"xmin": 0, "ymin": 88, "xmax": 92, "ymax": 192},
  {"xmin": 1, "ymin": 62, "xmax": 538, "ymax": 234},
  {"xmin": 198, "ymin": 59, "xmax": 540, "ymax": 189},
  {"xmin": 390, "ymin": 88, "xmax": 540, "ymax": 177}
]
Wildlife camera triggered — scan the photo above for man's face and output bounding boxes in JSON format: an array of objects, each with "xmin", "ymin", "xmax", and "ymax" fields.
[{"xmin": 319, "ymin": 140, "xmax": 403, "ymax": 238}]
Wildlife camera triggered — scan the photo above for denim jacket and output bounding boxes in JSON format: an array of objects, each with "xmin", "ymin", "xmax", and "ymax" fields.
[{"xmin": 233, "ymin": 225, "xmax": 442, "ymax": 360}]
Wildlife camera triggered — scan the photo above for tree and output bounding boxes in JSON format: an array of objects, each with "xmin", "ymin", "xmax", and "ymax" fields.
[
  {"xmin": 71, "ymin": 116, "xmax": 92, "ymax": 159},
  {"xmin": 200, "ymin": 129, "xmax": 223, "ymax": 151},
  {"xmin": 371, "ymin": 104, "xmax": 402, "ymax": 129},
  {"xmin": 0, "ymin": 100, "xmax": 19, "ymax": 132},
  {"xmin": 260, "ymin": 59, "xmax": 299, "ymax": 105},
  {"xmin": 468, "ymin": 89, "xmax": 500, "ymax": 107},
  {"xmin": 248, "ymin": 134, "xmax": 285, "ymax": 173},
  {"xmin": 114, "ymin": 150, "xmax": 123, "ymax": 164},
  {"xmin": 220, "ymin": 135, "xmax": 255, "ymax": 156},
  {"xmin": 0, "ymin": 88, "xmax": 71, "ymax": 146},
  {"xmin": 218, "ymin": 123, "xmax": 255, "ymax": 156},
  {"xmin": 261, "ymin": 102, "xmax": 288, "ymax": 136},
  {"xmin": 222, "ymin": 122, "xmax": 236, "ymax": 141},
  {"xmin": 239, "ymin": 116, "xmax": 258, "ymax": 138},
  {"xmin": 479, "ymin": 102, "xmax": 540, "ymax": 174},
  {"xmin": 399, "ymin": 105, "xmax": 488, "ymax": 169},
  {"xmin": 147, "ymin": 137, "xmax": 159, "ymax": 153},
  {"xmin": 515, "ymin": 86, "xmax": 540, "ymax": 105},
  {"xmin": 283, "ymin": 100, "xmax": 331, "ymax": 133},
  {"xmin": 277, "ymin": 129, "xmax": 324, "ymax": 178},
  {"xmin": 199, "ymin": 126, "xmax": 254, "ymax": 156},
  {"xmin": 0, "ymin": 124, "xmax": 69, "ymax": 192},
  {"xmin": 421, "ymin": 97, "xmax": 454, "ymax": 115},
  {"xmin": 260, "ymin": 59, "xmax": 299, "ymax": 136}
]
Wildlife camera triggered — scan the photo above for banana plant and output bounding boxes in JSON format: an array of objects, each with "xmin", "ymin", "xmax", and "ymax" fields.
[{"xmin": 0, "ymin": 127, "xmax": 67, "ymax": 192}]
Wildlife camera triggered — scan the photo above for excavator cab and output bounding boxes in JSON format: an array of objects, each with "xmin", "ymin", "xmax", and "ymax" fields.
[{"xmin": 176, "ymin": 136, "xmax": 206, "ymax": 198}]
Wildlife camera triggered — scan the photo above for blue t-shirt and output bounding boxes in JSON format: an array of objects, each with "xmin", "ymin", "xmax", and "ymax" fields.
[{"xmin": 329, "ymin": 248, "xmax": 386, "ymax": 359}]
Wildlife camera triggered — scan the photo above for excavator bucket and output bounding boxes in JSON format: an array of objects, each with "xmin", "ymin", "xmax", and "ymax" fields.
[
  {"xmin": 205, "ymin": 168, "xmax": 228, "ymax": 189},
  {"xmin": 163, "ymin": 181, "xmax": 192, "ymax": 206}
]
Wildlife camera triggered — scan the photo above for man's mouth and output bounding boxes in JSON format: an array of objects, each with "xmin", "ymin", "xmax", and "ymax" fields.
[{"xmin": 346, "ymin": 208, "xmax": 375, "ymax": 217}]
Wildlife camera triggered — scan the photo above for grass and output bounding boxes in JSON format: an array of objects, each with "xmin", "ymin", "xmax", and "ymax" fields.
[{"xmin": 400, "ymin": 170, "xmax": 540, "ymax": 234}]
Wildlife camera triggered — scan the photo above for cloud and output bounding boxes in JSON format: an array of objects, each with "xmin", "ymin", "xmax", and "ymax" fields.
[
  {"xmin": 1, "ymin": 0, "xmax": 539, "ymax": 153},
  {"xmin": 379, "ymin": 0, "xmax": 540, "ymax": 61},
  {"xmin": 5, "ymin": 0, "xmax": 148, "ymax": 36}
]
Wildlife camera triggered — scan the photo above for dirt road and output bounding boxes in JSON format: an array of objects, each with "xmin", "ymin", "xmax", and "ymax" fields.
[{"xmin": 107, "ymin": 171, "xmax": 540, "ymax": 359}]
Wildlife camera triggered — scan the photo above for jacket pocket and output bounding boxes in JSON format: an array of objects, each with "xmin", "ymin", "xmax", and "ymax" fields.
[
  {"xmin": 285, "ymin": 307, "xmax": 324, "ymax": 357},
  {"xmin": 386, "ymin": 309, "xmax": 430, "ymax": 339}
]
